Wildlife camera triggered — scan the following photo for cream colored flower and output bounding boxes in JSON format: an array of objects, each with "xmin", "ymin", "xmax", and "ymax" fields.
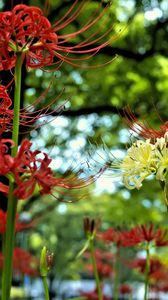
[
  {"xmin": 120, "ymin": 140, "xmax": 156, "ymax": 189},
  {"xmin": 156, "ymin": 147, "xmax": 168, "ymax": 181}
]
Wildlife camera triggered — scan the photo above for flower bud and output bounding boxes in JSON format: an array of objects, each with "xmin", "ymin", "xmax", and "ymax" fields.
[
  {"xmin": 83, "ymin": 217, "xmax": 100, "ymax": 238},
  {"xmin": 40, "ymin": 246, "xmax": 54, "ymax": 277}
]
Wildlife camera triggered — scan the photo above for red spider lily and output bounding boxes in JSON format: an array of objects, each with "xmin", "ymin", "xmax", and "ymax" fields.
[
  {"xmin": 84, "ymin": 249, "xmax": 114, "ymax": 261},
  {"xmin": 119, "ymin": 284, "xmax": 132, "ymax": 295},
  {"xmin": 12, "ymin": 139, "xmax": 64, "ymax": 199},
  {"xmin": 98, "ymin": 225, "xmax": 168, "ymax": 248},
  {"xmin": 13, "ymin": 247, "xmax": 39, "ymax": 276},
  {"xmin": 154, "ymin": 228, "xmax": 168, "ymax": 247},
  {"xmin": 98, "ymin": 227, "xmax": 128, "ymax": 247},
  {"xmin": 128, "ymin": 257, "xmax": 163, "ymax": 277},
  {"xmin": 124, "ymin": 107, "xmax": 167, "ymax": 139},
  {"xmin": 118, "ymin": 227, "xmax": 142, "ymax": 247},
  {"xmin": 0, "ymin": 138, "xmax": 104, "ymax": 200},
  {"xmin": 157, "ymin": 283, "xmax": 168, "ymax": 293},
  {"xmin": 11, "ymin": 139, "xmax": 103, "ymax": 200},
  {"xmin": 121, "ymin": 224, "xmax": 168, "ymax": 247},
  {"xmin": 85, "ymin": 260, "xmax": 113, "ymax": 278},
  {"xmin": 0, "ymin": 2, "xmax": 114, "ymax": 70},
  {"xmin": 0, "ymin": 248, "xmax": 39, "ymax": 276},
  {"xmin": 150, "ymin": 268, "xmax": 168, "ymax": 282},
  {"xmin": 81, "ymin": 289, "xmax": 111, "ymax": 300}
]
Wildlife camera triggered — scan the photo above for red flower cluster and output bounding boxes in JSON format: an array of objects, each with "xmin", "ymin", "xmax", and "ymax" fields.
[
  {"xmin": 99, "ymin": 225, "xmax": 168, "ymax": 248},
  {"xmin": 85, "ymin": 260, "xmax": 113, "ymax": 278},
  {"xmin": 0, "ymin": 2, "xmax": 112, "ymax": 70},
  {"xmin": 119, "ymin": 283, "xmax": 132, "ymax": 295},
  {"xmin": 156, "ymin": 283, "xmax": 168, "ymax": 293},
  {"xmin": 0, "ymin": 248, "xmax": 38, "ymax": 276},
  {"xmin": 0, "ymin": 5, "xmax": 58, "ymax": 70},
  {"xmin": 13, "ymin": 248, "xmax": 39, "ymax": 276},
  {"xmin": 81, "ymin": 288, "xmax": 111, "ymax": 300},
  {"xmin": 121, "ymin": 224, "xmax": 168, "ymax": 247},
  {"xmin": 128, "ymin": 257, "xmax": 165, "ymax": 280},
  {"xmin": 84, "ymin": 249, "xmax": 114, "ymax": 261},
  {"xmin": 0, "ymin": 138, "xmax": 95, "ymax": 200},
  {"xmin": 98, "ymin": 227, "xmax": 127, "ymax": 247},
  {"xmin": 84, "ymin": 248, "xmax": 113, "ymax": 278}
]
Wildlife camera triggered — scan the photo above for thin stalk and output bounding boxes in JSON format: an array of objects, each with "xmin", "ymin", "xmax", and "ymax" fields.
[
  {"xmin": 89, "ymin": 238, "xmax": 103, "ymax": 300},
  {"xmin": 144, "ymin": 245, "xmax": 150, "ymax": 300},
  {"xmin": 42, "ymin": 276, "xmax": 50, "ymax": 300},
  {"xmin": 11, "ymin": 53, "xmax": 23, "ymax": 156},
  {"xmin": 2, "ymin": 53, "xmax": 22, "ymax": 300},
  {"xmin": 113, "ymin": 246, "xmax": 120, "ymax": 300}
]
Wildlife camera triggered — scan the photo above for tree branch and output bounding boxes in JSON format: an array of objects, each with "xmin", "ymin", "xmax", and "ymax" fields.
[{"xmin": 62, "ymin": 104, "xmax": 124, "ymax": 116}]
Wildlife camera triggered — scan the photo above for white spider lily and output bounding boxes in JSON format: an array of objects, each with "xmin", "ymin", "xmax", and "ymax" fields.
[
  {"xmin": 156, "ymin": 146, "xmax": 168, "ymax": 181},
  {"xmin": 120, "ymin": 140, "xmax": 156, "ymax": 189}
]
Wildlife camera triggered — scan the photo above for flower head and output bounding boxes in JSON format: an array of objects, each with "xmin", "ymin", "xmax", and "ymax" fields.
[
  {"xmin": 83, "ymin": 217, "xmax": 100, "ymax": 239},
  {"xmin": 85, "ymin": 261, "xmax": 113, "ymax": 278},
  {"xmin": 13, "ymin": 247, "xmax": 39, "ymax": 276},
  {"xmin": 98, "ymin": 227, "xmax": 124, "ymax": 247},
  {"xmin": 0, "ymin": 247, "xmax": 39, "ymax": 276},
  {"xmin": 121, "ymin": 224, "xmax": 168, "ymax": 247},
  {"xmin": 0, "ymin": 2, "xmax": 114, "ymax": 70},
  {"xmin": 120, "ymin": 139, "xmax": 156, "ymax": 189},
  {"xmin": 119, "ymin": 284, "xmax": 132, "ymax": 295},
  {"xmin": 105, "ymin": 132, "xmax": 168, "ymax": 195},
  {"xmin": 128, "ymin": 257, "xmax": 163, "ymax": 277},
  {"xmin": 84, "ymin": 248, "xmax": 114, "ymax": 262},
  {"xmin": 0, "ymin": 137, "xmax": 103, "ymax": 201},
  {"xmin": 40, "ymin": 246, "xmax": 54, "ymax": 277},
  {"xmin": 81, "ymin": 288, "xmax": 111, "ymax": 300}
]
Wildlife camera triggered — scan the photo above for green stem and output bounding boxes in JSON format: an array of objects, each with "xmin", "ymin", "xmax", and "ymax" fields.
[
  {"xmin": 42, "ymin": 276, "xmax": 50, "ymax": 300},
  {"xmin": 89, "ymin": 238, "xmax": 103, "ymax": 300},
  {"xmin": 11, "ymin": 53, "xmax": 22, "ymax": 156},
  {"xmin": 144, "ymin": 245, "xmax": 150, "ymax": 300},
  {"xmin": 113, "ymin": 246, "xmax": 120, "ymax": 300},
  {"xmin": 2, "ymin": 53, "xmax": 22, "ymax": 300}
]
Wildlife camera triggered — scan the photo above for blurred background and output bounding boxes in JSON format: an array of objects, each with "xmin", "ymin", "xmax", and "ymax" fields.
[{"xmin": 1, "ymin": 0, "xmax": 168, "ymax": 299}]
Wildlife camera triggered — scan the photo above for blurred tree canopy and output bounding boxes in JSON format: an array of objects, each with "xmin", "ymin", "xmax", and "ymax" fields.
[{"xmin": 1, "ymin": 0, "xmax": 168, "ymax": 284}]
